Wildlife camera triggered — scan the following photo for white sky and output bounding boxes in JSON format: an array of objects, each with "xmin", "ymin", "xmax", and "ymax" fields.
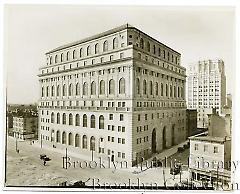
[{"xmin": 4, "ymin": 5, "xmax": 235, "ymax": 104}]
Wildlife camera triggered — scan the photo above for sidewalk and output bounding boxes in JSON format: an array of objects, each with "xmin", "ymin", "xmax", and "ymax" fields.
[{"xmin": 147, "ymin": 140, "xmax": 189, "ymax": 162}]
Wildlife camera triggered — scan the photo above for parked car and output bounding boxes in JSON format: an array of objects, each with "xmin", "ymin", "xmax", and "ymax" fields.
[
  {"xmin": 40, "ymin": 154, "xmax": 47, "ymax": 160},
  {"xmin": 177, "ymin": 147, "xmax": 184, "ymax": 153}
]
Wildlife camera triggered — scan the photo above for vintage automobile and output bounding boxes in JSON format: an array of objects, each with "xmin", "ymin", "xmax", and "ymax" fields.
[{"xmin": 40, "ymin": 154, "xmax": 47, "ymax": 160}]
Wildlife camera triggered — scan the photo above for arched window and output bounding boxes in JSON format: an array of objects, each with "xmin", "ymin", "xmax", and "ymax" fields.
[
  {"xmin": 69, "ymin": 84, "xmax": 73, "ymax": 96},
  {"xmin": 69, "ymin": 113, "xmax": 73, "ymax": 125},
  {"xmin": 62, "ymin": 131, "xmax": 66, "ymax": 144},
  {"xmin": 55, "ymin": 55, "xmax": 58, "ymax": 63},
  {"xmin": 150, "ymin": 81, "xmax": 153, "ymax": 95},
  {"xmin": 147, "ymin": 42, "xmax": 150, "ymax": 52},
  {"xmin": 119, "ymin": 78, "xmax": 125, "ymax": 94},
  {"xmin": 143, "ymin": 80, "xmax": 147, "ymax": 95},
  {"xmin": 113, "ymin": 37, "xmax": 118, "ymax": 49},
  {"xmin": 82, "ymin": 135, "xmax": 87, "ymax": 149},
  {"xmin": 100, "ymin": 80, "xmax": 105, "ymax": 95},
  {"xmin": 66, "ymin": 51, "xmax": 70, "ymax": 61},
  {"xmin": 109, "ymin": 79, "xmax": 115, "ymax": 94},
  {"xmin": 61, "ymin": 53, "xmax": 64, "ymax": 62},
  {"xmin": 51, "ymin": 112, "xmax": 54, "ymax": 123},
  {"xmin": 41, "ymin": 87, "xmax": 44, "ymax": 97},
  {"xmin": 90, "ymin": 136, "xmax": 95, "ymax": 151},
  {"xmin": 56, "ymin": 131, "xmax": 60, "ymax": 143},
  {"xmin": 73, "ymin": 50, "xmax": 76, "ymax": 59},
  {"xmin": 68, "ymin": 133, "xmax": 73, "ymax": 145},
  {"xmin": 136, "ymin": 78, "xmax": 140, "ymax": 95},
  {"xmin": 79, "ymin": 48, "xmax": 83, "ymax": 58},
  {"xmin": 83, "ymin": 82, "xmax": 88, "ymax": 95},
  {"xmin": 166, "ymin": 84, "xmax": 168, "ymax": 97},
  {"xmin": 87, "ymin": 45, "xmax": 91, "ymax": 56},
  {"xmin": 62, "ymin": 84, "xmax": 66, "ymax": 96},
  {"xmin": 91, "ymin": 81, "xmax": 96, "ymax": 95},
  {"xmin": 95, "ymin": 43, "xmax": 99, "ymax": 54},
  {"xmin": 90, "ymin": 115, "xmax": 95, "ymax": 128},
  {"xmin": 76, "ymin": 83, "xmax": 80, "ymax": 95},
  {"xmin": 57, "ymin": 85, "xmax": 60, "ymax": 96},
  {"xmin": 103, "ymin": 40, "xmax": 108, "ymax": 52},
  {"xmin": 83, "ymin": 114, "xmax": 87, "ymax": 127},
  {"xmin": 161, "ymin": 83, "xmax": 164, "ymax": 96},
  {"xmin": 62, "ymin": 113, "xmax": 66, "ymax": 124},
  {"xmin": 99, "ymin": 115, "xmax": 104, "ymax": 129},
  {"xmin": 75, "ymin": 114, "xmax": 80, "ymax": 126},
  {"xmin": 75, "ymin": 134, "xmax": 80, "ymax": 147},
  {"xmin": 51, "ymin": 85, "xmax": 55, "ymax": 97},
  {"xmin": 140, "ymin": 38, "xmax": 144, "ymax": 49},
  {"xmin": 57, "ymin": 113, "xmax": 60, "ymax": 124},
  {"xmin": 155, "ymin": 82, "xmax": 159, "ymax": 96},
  {"xmin": 46, "ymin": 86, "xmax": 49, "ymax": 97}
]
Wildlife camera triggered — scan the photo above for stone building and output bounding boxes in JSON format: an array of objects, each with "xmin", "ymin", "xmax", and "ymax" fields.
[
  {"xmin": 38, "ymin": 24, "xmax": 187, "ymax": 165},
  {"xmin": 187, "ymin": 60, "xmax": 226, "ymax": 128}
]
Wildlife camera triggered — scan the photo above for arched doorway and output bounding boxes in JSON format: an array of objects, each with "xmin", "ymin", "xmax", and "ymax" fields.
[
  {"xmin": 152, "ymin": 129, "xmax": 157, "ymax": 153},
  {"xmin": 171, "ymin": 125, "xmax": 175, "ymax": 146},
  {"xmin": 162, "ymin": 127, "xmax": 166, "ymax": 149}
]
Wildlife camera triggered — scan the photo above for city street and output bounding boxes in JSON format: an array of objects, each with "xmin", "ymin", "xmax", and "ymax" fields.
[{"xmin": 5, "ymin": 136, "xmax": 190, "ymax": 188}]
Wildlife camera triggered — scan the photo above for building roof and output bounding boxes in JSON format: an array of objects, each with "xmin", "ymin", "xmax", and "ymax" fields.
[
  {"xmin": 46, "ymin": 24, "xmax": 180, "ymax": 55},
  {"xmin": 189, "ymin": 136, "xmax": 231, "ymax": 143}
]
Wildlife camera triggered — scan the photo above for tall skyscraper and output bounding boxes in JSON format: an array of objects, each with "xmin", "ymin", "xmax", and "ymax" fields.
[
  {"xmin": 38, "ymin": 24, "xmax": 187, "ymax": 165},
  {"xmin": 187, "ymin": 59, "xmax": 226, "ymax": 128}
]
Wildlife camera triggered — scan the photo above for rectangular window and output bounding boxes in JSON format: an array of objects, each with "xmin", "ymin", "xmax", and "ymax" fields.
[
  {"xmin": 118, "ymin": 138, "xmax": 121, "ymax": 143},
  {"xmin": 110, "ymin": 55, "xmax": 113, "ymax": 61},
  {"xmin": 109, "ymin": 114, "xmax": 113, "ymax": 120},
  {"xmin": 194, "ymin": 144, "xmax": 198, "ymax": 151},
  {"xmin": 214, "ymin": 146, "xmax": 218, "ymax": 153},
  {"xmin": 118, "ymin": 126, "xmax": 121, "ymax": 132},
  {"xmin": 122, "ymin": 139, "xmax": 125, "ymax": 144},
  {"xmin": 122, "ymin": 153, "xmax": 125, "ymax": 159},
  {"xmin": 118, "ymin": 152, "xmax": 121, "ymax": 157},
  {"xmin": 122, "ymin": 127, "xmax": 125, "ymax": 132},
  {"xmin": 204, "ymin": 145, "xmax": 208, "ymax": 152},
  {"xmin": 111, "ymin": 137, "xmax": 114, "ymax": 142},
  {"xmin": 108, "ymin": 136, "xmax": 110, "ymax": 141},
  {"xmin": 120, "ymin": 114, "xmax": 124, "ymax": 121},
  {"xmin": 138, "ymin": 114, "xmax": 141, "ymax": 121}
]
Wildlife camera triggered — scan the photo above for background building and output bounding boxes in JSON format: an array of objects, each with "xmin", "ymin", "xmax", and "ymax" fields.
[
  {"xmin": 187, "ymin": 59, "xmax": 226, "ymax": 128},
  {"xmin": 186, "ymin": 109, "xmax": 198, "ymax": 137},
  {"xmin": 13, "ymin": 114, "xmax": 38, "ymax": 140},
  {"xmin": 38, "ymin": 24, "xmax": 187, "ymax": 165}
]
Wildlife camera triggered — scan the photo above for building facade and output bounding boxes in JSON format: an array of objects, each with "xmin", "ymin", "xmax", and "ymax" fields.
[
  {"xmin": 38, "ymin": 24, "xmax": 187, "ymax": 165},
  {"xmin": 13, "ymin": 115, "xmax": 38, "ymax": 140},
  {"xmin": 186, "ymin": 109, "xmax": 198, "ymax": 137},
  {"xmin": 189, "ymin": 136, "xmax": 231, "ymax": 187},
  {"xmin": 187, "ymin": 60, "xmax": 226, "ymax": 128}
]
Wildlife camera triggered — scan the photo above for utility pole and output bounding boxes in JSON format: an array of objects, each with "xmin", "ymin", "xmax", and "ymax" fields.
[
  {"xmin": 163, "ymin": 157, "xmax": 166, "ymax": 187},
  {"xmin": 15, "ymin": 133, "xmax": 18, "ymax": 152},
  {"xmin": 65, "ymin": 148, "xmax": 68, "ymax": 169}
]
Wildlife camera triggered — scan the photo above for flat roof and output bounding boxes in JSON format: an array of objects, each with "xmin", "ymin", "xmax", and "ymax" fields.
[
  {"xmin": 46, "ymin": 24, "xmax": 180, "ymax": 55},
  {"xmin": 189, "ymin": 136, "xmax": 231, "ymax": 143}
]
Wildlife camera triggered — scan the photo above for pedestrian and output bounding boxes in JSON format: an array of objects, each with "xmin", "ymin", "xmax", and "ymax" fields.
[
  {"xmin": 17, "ymin": 149, "xmax": 19, "ymax": 154},
  {"xmin": 44, "ymin": 160, "xmax": 46, "ymax": 166}
]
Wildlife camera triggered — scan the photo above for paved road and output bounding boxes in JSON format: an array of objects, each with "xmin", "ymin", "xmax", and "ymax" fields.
[{"xmin": 5, "ymin": 136, "xmax": 189, "ymax": 188}]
